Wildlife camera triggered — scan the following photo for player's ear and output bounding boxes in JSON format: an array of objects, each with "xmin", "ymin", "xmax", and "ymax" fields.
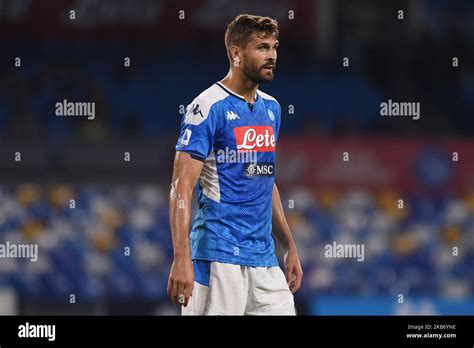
[{"xmin": 230, "ymin": 46, "xmax": 241, "ymax": 67}]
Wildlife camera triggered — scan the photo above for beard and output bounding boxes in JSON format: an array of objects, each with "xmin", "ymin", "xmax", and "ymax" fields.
[{"xmin": 243, "ymin": 62, "xmax": 275, "ymax": 83}]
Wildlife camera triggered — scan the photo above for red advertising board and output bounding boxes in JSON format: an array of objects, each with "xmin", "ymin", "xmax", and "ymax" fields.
[
  {"xmin": 0, "ymin": 0, "xmax": 315, "ymax": 39},
  {"xmin": 277, "ymin": 136, "xmax": 474, "ymax": 194}
]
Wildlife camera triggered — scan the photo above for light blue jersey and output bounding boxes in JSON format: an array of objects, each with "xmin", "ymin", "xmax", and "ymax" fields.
[{"xmin": 176, "ymin": 82, "xmax": 281, "ymax": 267}]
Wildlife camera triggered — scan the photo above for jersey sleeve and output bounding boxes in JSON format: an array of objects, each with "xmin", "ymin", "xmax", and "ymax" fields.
[
  {"xmin": 175, "ymin": 97, "xmax": 218, "ymax": 161},
  {"xmin": 275, "ymin": 101, "xmax": 281, "ymax": 141}
]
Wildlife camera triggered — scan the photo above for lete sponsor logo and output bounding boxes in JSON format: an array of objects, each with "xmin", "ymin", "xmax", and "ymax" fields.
[{"xmin": 234, "ymin": 126, "xmax": 275, "ymax": 152}]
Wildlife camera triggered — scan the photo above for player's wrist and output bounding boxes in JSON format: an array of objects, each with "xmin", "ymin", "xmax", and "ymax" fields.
[
  {"xmin": 283, "ymin": 242, "xmax": 297, "ymax": 254},
  {"xmin": 173, "ymin": 250, "xmax": 192, "ymax": 261}
]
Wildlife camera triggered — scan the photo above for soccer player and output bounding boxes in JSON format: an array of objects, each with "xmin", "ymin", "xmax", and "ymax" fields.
[{"xmin": 167, "ymin": 14, "xmax": 303, "ymax": 315}]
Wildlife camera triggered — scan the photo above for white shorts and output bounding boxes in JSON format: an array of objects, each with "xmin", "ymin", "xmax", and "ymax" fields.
[{"xmin": 182, "ymin": 260, "xmax": 296, "ymax": 315}]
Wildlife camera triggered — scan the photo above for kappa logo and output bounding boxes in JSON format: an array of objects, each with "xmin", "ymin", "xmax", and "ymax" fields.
[
  {"xmin": 226, "ymin": 110, "xmax": 240, "ymax": 121},
  {"xmin": 192, "ymin": 104, "xmax": 203, "ymax": 117}
]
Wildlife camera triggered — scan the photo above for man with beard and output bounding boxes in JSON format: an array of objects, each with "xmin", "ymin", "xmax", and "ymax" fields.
[{"xmin": 168, "ymin": 14, "xmax": 303, "ymax": 315}]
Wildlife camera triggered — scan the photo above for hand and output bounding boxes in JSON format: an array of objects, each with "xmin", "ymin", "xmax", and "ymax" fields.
[
  {"xmin": 167, "ymin": 256, "xmax": 194, "ymax": 307},
  {"xmin": 284, "ymin": 247, "xmax": 303, "ymax": 293}
]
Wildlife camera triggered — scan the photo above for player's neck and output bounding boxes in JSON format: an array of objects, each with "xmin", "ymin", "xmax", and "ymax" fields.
[{"xmin": 220, "ymin": 73, "xmax": 258, "ymax": 104}]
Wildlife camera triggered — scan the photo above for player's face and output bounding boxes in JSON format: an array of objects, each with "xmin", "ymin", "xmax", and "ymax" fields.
[{"xmin": 241, "ymin": 34, "xmax": 278, "ymax": 83}]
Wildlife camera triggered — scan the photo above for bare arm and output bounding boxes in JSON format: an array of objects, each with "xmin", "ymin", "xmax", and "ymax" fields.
[
  {"xmin": 272, "ymin": 183, "xmax": 303, "ymax": 293},
  {"xmin": 272, "ymin": 183, "xmax": 297, "ymax": 252},
  {"xmin": 167, "ymin": 151, "xmax": 204, "ymax": 307}
]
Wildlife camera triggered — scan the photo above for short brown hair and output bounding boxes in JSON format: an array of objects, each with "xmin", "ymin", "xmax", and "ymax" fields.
[{"xmin": 225, "ymin": 14, "xmax": 279, "ymax": 62}]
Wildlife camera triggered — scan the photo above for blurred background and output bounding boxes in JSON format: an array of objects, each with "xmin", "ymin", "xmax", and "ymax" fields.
[{"xmin": 0, "ymin": 0, "xmax": 473, "ymax": 315}]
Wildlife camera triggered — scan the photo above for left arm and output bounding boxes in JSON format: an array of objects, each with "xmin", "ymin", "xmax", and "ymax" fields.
[{"xmin": 272, "ymin": 183, "xmax": 303, "ymax": 293}]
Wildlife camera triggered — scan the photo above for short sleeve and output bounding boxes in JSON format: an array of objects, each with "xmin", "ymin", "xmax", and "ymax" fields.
[
  {"xmin": 274, "ymin": 101, "xmax": 281, "ymax": 141},
  {"xmin": 175, "ymin": 98, "xmax": 217, "ymax": 161},
  {"xmin": 276, "ymin": 103, "xmax": 281, "ymax": 138}
]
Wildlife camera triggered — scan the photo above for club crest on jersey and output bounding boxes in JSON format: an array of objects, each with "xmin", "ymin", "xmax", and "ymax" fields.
[
  {"xmin": 234, "ymin": 126, "xmax": 275, "ymax": 152},
  {"xmin": 226, "ymin": 110, "xmax": 240, "ymax": 121},
  {"xmin": 267, "ymin": 109, "xmax": 275, "ymax": 121}
]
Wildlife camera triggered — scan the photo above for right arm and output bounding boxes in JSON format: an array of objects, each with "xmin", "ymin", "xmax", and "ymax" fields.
[{"xmin": 167, "ymin": 151, "xmax": 204, "ymax": 307}]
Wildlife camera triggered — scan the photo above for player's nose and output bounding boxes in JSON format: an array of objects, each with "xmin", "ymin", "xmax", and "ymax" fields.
[
  {"xmin": 267, "ymin": 51, "xmax": 276, "ymax": 61},
  {"xmin": 268, "ymin": 48, "xmax": 277, "ymax": 60}
]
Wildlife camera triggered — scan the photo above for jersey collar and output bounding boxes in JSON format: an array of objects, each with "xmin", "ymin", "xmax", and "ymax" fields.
[{"xmin": 216, "ymin": 81, "xmax": 258, "ymax": 104}]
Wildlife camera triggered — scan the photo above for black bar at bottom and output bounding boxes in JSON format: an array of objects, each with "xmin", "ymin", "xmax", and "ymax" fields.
[{"xmin": 0, "ymin": 315, "xmax": 472, "ymax": 346}]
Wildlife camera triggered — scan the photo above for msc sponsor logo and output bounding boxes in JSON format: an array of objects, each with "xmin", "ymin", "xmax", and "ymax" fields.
[
  {"xmin": 244, "ymin": 162, "xmax": 274, "ymax": 177},
  {"xmin": 234, "ymin": 126, "xmax": 275, "ymax": 152}
]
